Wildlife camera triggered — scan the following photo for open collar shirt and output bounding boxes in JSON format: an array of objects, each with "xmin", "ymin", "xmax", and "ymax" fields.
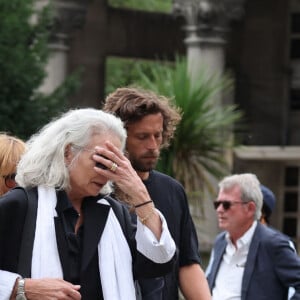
[{"xmin": 212, "ymin": 221, "xmax": 258, "ymax": 300}]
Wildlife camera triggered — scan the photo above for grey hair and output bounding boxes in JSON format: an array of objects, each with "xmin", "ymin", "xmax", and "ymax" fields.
[
  {"xmin": 16, "ymin": 108, "xmax": 126, "ymax": 192},
  {"xmin": 218, "ymin": 173, "xmax": 263, "ymax": 220}
]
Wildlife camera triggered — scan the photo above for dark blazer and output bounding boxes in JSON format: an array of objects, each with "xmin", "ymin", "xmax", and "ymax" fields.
[
  {"xmin": 0, "ymin": 187, "xmax": 175, "ymax": 300},
  {"xmin": 206, "ymin": 222, "xmax": 300, "ymax": 300}
]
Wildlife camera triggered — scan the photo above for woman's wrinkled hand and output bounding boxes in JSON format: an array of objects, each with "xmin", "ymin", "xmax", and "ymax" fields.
[
  {"xmin": 93, "ymin": 141, "xmax": 150, "ymax": 205},
  {"xmin": 24, "ymin": 278, "xmax": 81, "ymax": 300}
]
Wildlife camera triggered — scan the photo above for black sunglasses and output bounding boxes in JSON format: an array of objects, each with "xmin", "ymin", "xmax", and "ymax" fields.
[{"xmin": 213, "ymin": 200, "xmax": 247, "ymax": 211}]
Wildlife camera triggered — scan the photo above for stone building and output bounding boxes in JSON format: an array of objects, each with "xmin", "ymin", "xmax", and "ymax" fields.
[{"xmin": 44, "ymin": 0, "xmax": 300, "ymax": 255}]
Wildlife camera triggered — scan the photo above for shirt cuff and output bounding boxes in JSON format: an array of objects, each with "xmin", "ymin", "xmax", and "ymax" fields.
[
  {"xmin": 0, "ymin": 270, "xmax": 20, "ymax": 300},
  {"xmin": 136, "ymin": 209, "xmax": 176, "ymax": 263}
]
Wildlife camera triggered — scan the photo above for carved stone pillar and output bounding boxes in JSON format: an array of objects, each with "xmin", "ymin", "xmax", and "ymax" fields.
[
  {"xmin": 173, "ymin": 0, "xmax": 246, "ymax": 81},
  {"xmin": 39, "ymin": 0, "xmax": 89, "ymax": 93},
  {"xmin": 173, "ymin": 1, "xmax": 246, "ymax": 258}
]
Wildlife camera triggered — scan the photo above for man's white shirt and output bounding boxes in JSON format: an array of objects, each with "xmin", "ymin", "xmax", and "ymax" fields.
[{"xmin": 211, "ymin": 221, "xmax": 257, "ymax": 300}]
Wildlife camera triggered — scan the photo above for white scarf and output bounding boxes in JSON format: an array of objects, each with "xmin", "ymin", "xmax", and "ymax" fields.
[{"xmin": 31, "ymin": 186, "xmax": 136, "ymax": 300}]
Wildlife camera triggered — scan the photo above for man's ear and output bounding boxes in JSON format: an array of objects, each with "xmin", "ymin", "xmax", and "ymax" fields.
[{"xmin": 247, "ymin": 201, "xmax": 257, "ymax": 215}]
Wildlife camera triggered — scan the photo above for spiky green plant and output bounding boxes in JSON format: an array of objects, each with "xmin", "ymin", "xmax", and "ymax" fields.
[{"xmin": 134, "ymin": 57, "xmax": 243, "ymax": 195}]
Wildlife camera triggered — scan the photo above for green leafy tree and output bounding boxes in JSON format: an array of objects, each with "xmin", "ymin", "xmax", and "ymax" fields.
[
  {"xmin": 105, "ymin": 57, "xmax": 158, "ymax": 95},
  {"xmin": 0, "ymin": 0, "xmax": 80, "ymax": 139},
  {"xmin": 109, "ymin": 0, "xmax": 172, "ymax": 13}
]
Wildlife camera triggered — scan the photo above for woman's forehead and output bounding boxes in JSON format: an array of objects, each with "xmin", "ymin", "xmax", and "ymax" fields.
[{"xmin": 87, "ymin": 133, "xmax": 122, "ymax": 149}]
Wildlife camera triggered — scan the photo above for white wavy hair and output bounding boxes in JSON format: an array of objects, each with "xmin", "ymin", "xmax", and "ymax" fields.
[
  {"xmin": 16, "ymin": 108, "xmax": 126, "ymax": 192},
  {"xmin": 218, "ymin": 173, "xmax": 263, "ymax": 220}
]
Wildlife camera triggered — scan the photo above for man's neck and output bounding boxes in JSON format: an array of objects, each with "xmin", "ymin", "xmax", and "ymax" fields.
[
  {"xmin": 229, "ymin": 220, "xmax": 256, "ymax": 248},
  {"xmin": 137, "ymin": 170, "xmax": 150, "ymax": 181}
]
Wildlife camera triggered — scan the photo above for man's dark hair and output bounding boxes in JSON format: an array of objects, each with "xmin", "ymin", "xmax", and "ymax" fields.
[{"xmin": 103, "ymin": 87, "xmax": 181, "ymax": 148}]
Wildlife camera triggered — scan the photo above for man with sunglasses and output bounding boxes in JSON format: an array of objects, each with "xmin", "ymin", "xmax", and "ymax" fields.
[{"xmin": 206, "ymin": 173, "xmax": 300, "ymax": 300}]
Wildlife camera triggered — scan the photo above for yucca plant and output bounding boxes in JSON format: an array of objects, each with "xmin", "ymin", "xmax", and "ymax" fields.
[{"xmin": 133, "ymin": 57, "xmax": 243, "ymax": 196}]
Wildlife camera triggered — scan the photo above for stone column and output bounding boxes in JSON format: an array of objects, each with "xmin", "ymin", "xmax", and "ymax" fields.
[
  {"xmin": 173, "ymin": 0, "xmax": 246, "ymax": 81},
  {"xmin": 39, "ymin": 0, "xmax": 89, "ymax": 94},
  {"xmin": 172, "ymin": 1, "xmax": 246, "ymax": 259}
]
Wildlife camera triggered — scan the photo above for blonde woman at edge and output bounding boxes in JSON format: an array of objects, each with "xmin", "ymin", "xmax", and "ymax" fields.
[{"xmin": 0, "ymin": 133, "xmax": 26, "ymax": 195}]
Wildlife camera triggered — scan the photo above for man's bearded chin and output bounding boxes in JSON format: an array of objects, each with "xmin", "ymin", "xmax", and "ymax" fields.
[{"xmin": 130, "ymin": 157, "xmax": 157, "ymax": 172}]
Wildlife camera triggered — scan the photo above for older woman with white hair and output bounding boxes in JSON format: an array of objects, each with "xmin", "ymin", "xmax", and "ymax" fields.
[{"xmin": 0, "ymin": 108, "xmax": 176, "ymax": 300}]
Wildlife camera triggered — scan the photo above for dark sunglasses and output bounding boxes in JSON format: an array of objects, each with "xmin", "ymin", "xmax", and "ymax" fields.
[
  {"xmin": 213, "ymin": 200, "xmax": 247, "ymax": 211},
  {"xmin": 3, "ymin": 173, "xmax": 16, "ymax": 189}
]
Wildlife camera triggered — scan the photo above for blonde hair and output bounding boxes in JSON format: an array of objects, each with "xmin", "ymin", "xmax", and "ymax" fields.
[{"xmin": 0, "ymin": 133, "xmax": 26, "ymax": 195}]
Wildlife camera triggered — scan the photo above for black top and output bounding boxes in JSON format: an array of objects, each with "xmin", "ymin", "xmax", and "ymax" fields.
[
  {"xmin": 0, "ymin": 187, "xmax": 176, "ymax": 300},
  {"xmin": 141, "ymin": 170, "xmax": 201, "ymax": 300},
  {"xmin": 56, "ymin": 190, "xmax": 82, "ymax": 284}
]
